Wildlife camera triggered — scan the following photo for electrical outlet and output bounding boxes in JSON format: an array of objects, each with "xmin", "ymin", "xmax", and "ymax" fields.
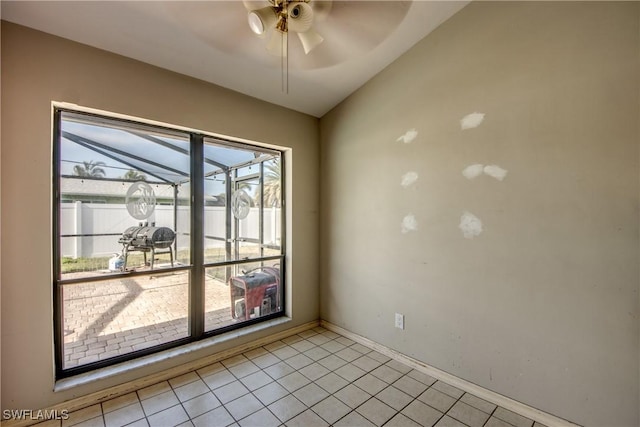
[{"xmin": 395, "ymin": 313, "xmax": 404, "ymax": 330}]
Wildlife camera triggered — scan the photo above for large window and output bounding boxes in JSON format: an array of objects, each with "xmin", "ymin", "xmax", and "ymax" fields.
[{"xmin": 53, "ymin": 109, "xmax": 285, "ymax": 378}]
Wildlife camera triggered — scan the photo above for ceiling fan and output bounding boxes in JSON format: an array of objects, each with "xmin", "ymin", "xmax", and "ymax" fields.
[
  {"xmin": 243, "ymin": 0, "xmax": 332, "ymax": 57},
  {"xmin": 163, "ymin": 1, "xmax": 412, "ymax": 71}
]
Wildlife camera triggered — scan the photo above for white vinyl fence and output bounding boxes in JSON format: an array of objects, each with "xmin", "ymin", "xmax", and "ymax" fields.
[{"xmin": 60, "ymin": 202, "xmax": 281, "ymax": 259}]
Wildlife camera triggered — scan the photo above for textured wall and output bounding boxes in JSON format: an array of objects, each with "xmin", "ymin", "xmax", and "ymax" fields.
[
  {"xmin": 1, "ymin": 22, "xmax": 319, "ymax": 410},
  {"xmin": 320, "ymin": 2, "xmax": 639, "ymax": 426}
]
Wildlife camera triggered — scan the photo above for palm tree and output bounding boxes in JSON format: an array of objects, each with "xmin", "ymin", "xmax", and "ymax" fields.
[
  {"xmin": 123, "ymin": 169, "xmax": 146, "ymax": 181},
  {"xmin": 73, "ymin": 160, "xmax": 107, "ymax": 178},
  {"xmin": 263, "ymin": 160, "xmax": 281, "ymax": 208}
]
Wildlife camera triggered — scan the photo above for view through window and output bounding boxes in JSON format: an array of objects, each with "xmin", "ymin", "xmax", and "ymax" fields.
[{"xmin": 54, "ymin": 110, "xmax": 285, "ymax": 377}]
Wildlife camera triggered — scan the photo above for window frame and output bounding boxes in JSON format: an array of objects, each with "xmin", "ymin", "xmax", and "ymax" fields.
[{"xmin": 52, "ymin": 107, "xmax": 286, "ymax": 379}]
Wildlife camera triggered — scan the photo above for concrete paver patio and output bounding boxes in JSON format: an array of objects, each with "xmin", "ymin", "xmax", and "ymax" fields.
[{"xmin": 62, "ymin": 269, "xmax": 238, "ymax": 369}]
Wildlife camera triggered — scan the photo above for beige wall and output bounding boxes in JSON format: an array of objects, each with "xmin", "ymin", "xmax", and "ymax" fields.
[
  {"xmin": 0, "ymin": 22, "xmax": 319, "ymax": 410},
  {"xmin": 320, "ymin": 2, "xmax": 639, "ymax": 426}
]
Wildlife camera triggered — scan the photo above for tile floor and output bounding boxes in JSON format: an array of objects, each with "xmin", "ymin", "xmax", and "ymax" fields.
[{"xmin": 37, "ymin": 327, "xmax": 547, "ymax": 427}]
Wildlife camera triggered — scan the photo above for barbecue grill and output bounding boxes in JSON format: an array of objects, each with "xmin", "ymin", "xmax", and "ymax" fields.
[{"xmin": 118, "ymin": 226, "xmax": 175, "ymax": 270}]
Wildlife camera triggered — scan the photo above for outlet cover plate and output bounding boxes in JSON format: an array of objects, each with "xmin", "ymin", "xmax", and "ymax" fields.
[{"xmin": 395, "ymin": 313, "xmax": 404, "ymax": 329}]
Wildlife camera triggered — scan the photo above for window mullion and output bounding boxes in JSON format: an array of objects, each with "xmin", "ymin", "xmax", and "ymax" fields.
[{"xmin": 190, "ymin": 134, "xmax": 205, "ymax": 338}]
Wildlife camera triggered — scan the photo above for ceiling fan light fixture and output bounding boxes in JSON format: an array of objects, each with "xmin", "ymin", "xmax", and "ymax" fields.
[
  {"xmin": 248, "ymin": 6, "xmax": 277, "ymax": 35},
  {"xmin": 297, "ymin": 28, "xmax": 324, "ymax": 54},
  {"xmin": 287, "ymin": 2, "xmax": 314, "ymax": 33}
]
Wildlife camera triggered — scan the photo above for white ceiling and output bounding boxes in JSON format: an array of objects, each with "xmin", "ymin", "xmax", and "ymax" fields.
[{"xmin": 1, "ymin": 1, "xmax": 468, "ymax": 118}]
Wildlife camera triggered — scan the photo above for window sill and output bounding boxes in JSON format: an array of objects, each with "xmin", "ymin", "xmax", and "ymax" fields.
[{"xmin": 54, "ymin": 316, "xmax": 292, "ymax": 392}]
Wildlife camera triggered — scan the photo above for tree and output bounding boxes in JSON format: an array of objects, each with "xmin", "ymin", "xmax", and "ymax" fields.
[
  {"xmin": 73, "ymin": 160, "xmax": 107, "ymax": 178},
  {"xmin": 263, "ymin": 160, "xmax": 281, "ymax": 208},
  {"xmin": 123, "ymin": 169, "xmax": 146, "ymax": 181}
]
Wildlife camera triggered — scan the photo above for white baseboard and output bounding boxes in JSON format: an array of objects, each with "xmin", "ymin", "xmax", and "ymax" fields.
[{"xmin": 321, "ymin": 320, "xmax": 581, "ymax": 427}]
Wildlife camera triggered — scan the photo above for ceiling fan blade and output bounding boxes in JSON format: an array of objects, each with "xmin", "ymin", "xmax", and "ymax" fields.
[
  {"xmin": 297, "ymin": 29, "xmax": 324, "ymax": 55},
  {"xmin": 266, "ymin": 31, "xmax": 288, "ymax": 57}
]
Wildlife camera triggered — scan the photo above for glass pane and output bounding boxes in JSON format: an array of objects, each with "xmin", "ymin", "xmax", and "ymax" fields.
[
  {"xmin": 205, "ymin": 259, "xmax": 283, "ymax": 332},
  {"xmin": 59, "ymin": 113, "xmax": 190, "ymax": 278},
  {"xmin": 62, "ymin": 272, "xmax": 189, "ymax": 369},
  {"xmin": 204, "ymin": 171, "xmax": 228, "ymax": 265},
  {"xmin": 263, "ymin": 159, "xmax": 282, "ymax": 249}
]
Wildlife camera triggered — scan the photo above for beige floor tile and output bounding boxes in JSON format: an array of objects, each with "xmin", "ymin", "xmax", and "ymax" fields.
[
  {"xmin": 385, "ymin": 413, "xmax": 422, "ymax": 427},
  {"xmin": 446, "ymin": 401, "xmax": 490, "ymax": 427},
  {"xmin": 213, "ymin": 380, "xmax": 250, "ymax": 404},
  {"xmin": 59, "ymin": 329, "xmax": 556, "ymax": 427},
  {"xmin": 320, "ymin": 340, "xmax": 346, "ymax": 354},
  {"xmin": 460, "ymin": 393, "xmax": 497, "ymax": 414},
  {"xmin": 103, "ymin": 402, "xmax": 145, "ymax": 427},
  {"xmin": 253, "ymin": 381, "xmax": 289, "ymax": 406},
  {"xmin": 314, "ymin": 372, "xmax": 349, "ymax": 394},
  {"xmin": 335, "ymin": 347, "xmax": 362, "ymax": 362},
  {"xmin": 375, "ymin": 386, "xmax": 413, "ymax": 411},
  {"xmin": 173, "ymin": 379, "xmax": 209, "ymax": 402},
  {"xmin": 351, "ymin": 355, "xmax": 382, "ymax": 372},
  {"xmin": 407, "ymin": 370, "xmax": 437, "ymax": 387},
  {"xmin": 401, "ymin": 400, "xmax": 443, "ymax": 427},
  {"xmin": 289, "ymin": 339, "xmax": 316, "ymax": 353},
  {"xmin": 298, "ymin": 362, "xmax": 330, "ymax": 381},
  {"xmin": 335, "ymin": 363, "xmax": 366, "ymax": 382},
  {"xmin": 271, "ymin": 345, "xmax": 299, "ymax": 360},
  {"xmin": 267, "ymin": 395, "xmax": 307, "ymax": 423},
  {"xmin": 353, "ymin": 374, "xmax": 388, "ymax": 395},
  {"xmin": 147, "ymin": 405, "xmax": 188, "ymax": 427},
  {"xmin": 263, "ymin": 361, "xmax": 295, "ymax": 380},
  {"xmin": 239, "ymin": 370, "xmax": 273, "ymax": 391},
  {"xmin": 238, "ymin": 407, "xmax": 280, "ymax": 427},
  {"xmin": 335, "ymin": 384, "xmax": 371, "ymax": 409},
  {"xmin": 202, "ymin": 369, "xmax": 235, "ymax": 390},
  {"xmin": 431, "ymin": 381, "xmax": 464, "ymax": 399},
  {"xmin": 356, "ymin": 397, "xmax": 396, "ymax": 426},
  {"xmin": 224, "ymin": 393, "xmax": 264, "ymax": 420},
  {"xmin": 278, "ymin": 371, "xmax": 311, "ymax": 392},
  {"xmin": 182, "ymin": 392, "xmax": 221, "ymax": 419},
  {"xmin": 370, "ymin": 365, "xmax": 403, "ymax": 384},
  {"xmin": 251, "ymin": 352, "xmax": 280, "ymax": 369},
  {"xmin": 393, "ymin": 375, "xmax": 428, "ymax": 397},
  {"xmin": 140, "ymin": 390, "xmax": 179, "ymax": 417},
  {"xmin": 435, "ymin": 415, "xmax": 468, "ymax": 427},
  {"xmin": 285, "ymin": 409, "xmax": 329, "ymax": 427},
  {"xmin": 285, "ymin": 353, "xmax": 314, "ymax": 370},
  {"xmin": 418, "ymin": 388, "xmax": 456, "ymax": 413},
  {"xmin": 304, "ymin": 346, "xmax": 331, "ymax": 361},
  {"xmin": 192, "ymin": 406, "xmax": 234, "ymax": 427},
  {"xmin": 228, "ymin": 361, "xmax": 260, "ymax": 379},
  {"xmin": 292, "ymin": 382, "xmax": 329, "ymax": 407},
  {"xmin": 312, "ymin": 396, "xmax": 351, "ymax": 425},
  {"xmin": 485, "ymin": 417, "xmax": 515, "ymax": 427},
  {"xmin": 307, "ymin": 334, "xmax": 331, "ymax": 346},
  {"xmin": 333, "ymin": 411, "xmax": 376, "ymax": 427},
  {"xmin": 318, "ymin": 354, "xmax": 348, "ymax": 371}
]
